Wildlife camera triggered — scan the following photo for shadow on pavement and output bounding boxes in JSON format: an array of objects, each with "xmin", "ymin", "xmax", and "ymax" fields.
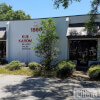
[{"xmin": 1, "ymin": 76, "xmax": 100, "ymax": 100}]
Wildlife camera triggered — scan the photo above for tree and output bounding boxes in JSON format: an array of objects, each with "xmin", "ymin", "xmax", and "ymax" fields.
[
  {"xmin": 84, "ymin": 0, "xmax": 100, "ymax": 32},
  {"xmin": 54, "ymin": 0, "xmax": 100, "ymax": 32},
  {"xmin": 91, "ymin": 0, "xmax": 100, "ymax": 14},
  {"xmin": 0, "ymin": 3, "xmax": 30, "ymax": 20},
  {"xmin": 54, "ymin": 0, "xmax": 100, "ymax": 11},
  {"xmin": 54, "ymin": 0, "xmax": 80, "ymax": 9},
  {"xmin": 34, "ymin": 18, "xmax": 59, "ymax": 70},
  {"xmin": 14, "ymin": 10, "xmax": 30, "ymax": 20}
]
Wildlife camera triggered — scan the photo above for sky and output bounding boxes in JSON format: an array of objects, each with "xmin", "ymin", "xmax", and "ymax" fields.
[{"xmin": 0, "ymin": 0, "xmax": 92, "ymax": 19}]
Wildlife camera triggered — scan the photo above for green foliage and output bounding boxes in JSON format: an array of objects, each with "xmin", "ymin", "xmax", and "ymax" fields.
[
  {"xmin": 85, "ymin": 20, "xmax": 96, "ymax": 33},
  {"xmin": 6, "ymin": 61, "xmax": 22, "ymax": 71},
  {"xmin": 34, "ymin": 67, "xmax": 43, "ymax": 76},
  {"xmin": 54, "ymin": 0, "xmax": 80, "ymax": 9},
  {"xmin": 88, "ymin": 65, "xmax": 100, "ymax": 80},
  {"xmin": 85, "ymin": 0, "xmax": 100, "ymax": 32},
  {"xmin": 0, "ymin": 67, "xmax": 34, "ymax": 76},
  {"xmin": 91, "ymin": 0, "xmax": 100, "ymax": 14},
  {"xmin": 57, "ymin": 60, "xmax": 76, "ymax": 78},
  {"xmin": 57, "ymin": 60, "xmax": 67, "ymax": 69},
  {"xmin": 34, "ymin": 18, "xmax": 59, "ymax": 69},
  {"xmin": 54, "ymin": 0, "xmax": 100, "ymax": 12},
  {"xmin": 85, "ymin": 13, "xmax": 97, "ymax": 32},
  {"xmin": 39, "ymin": 70, "xmax": 57, "ymax": 77},
  {"xmin": 0, "ymin": 3, "xmax": 12, "ymax": 14},
  {"xmin": 28, "ymin": 62, "xmax": 43, "ymax": 76},
  {"xmin": 28, "ymin": 62, "xmax": 56, "ymax": 77},
  {"xmin": 28, "ymin": 62, "xmax": 39, "ymax": 70},
  {"xmin": 0, "ymin": 66, "xmax": 56, "ymax": 77},
  {"xmin": 53, "ymin": 0, "xmax": 100, "ymax": 33},
  {"xmin": 14, "ymin": 10, "xmax": 30, "ymax": 20},
  {"xmin": 0, "ymin": 3, "xmax": 30, "ymax": 20}
]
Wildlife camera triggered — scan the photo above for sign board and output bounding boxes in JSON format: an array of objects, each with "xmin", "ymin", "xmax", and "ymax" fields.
[{"xmin": 19, "ymin": 35, "xmax": 32, "ymax": 50}]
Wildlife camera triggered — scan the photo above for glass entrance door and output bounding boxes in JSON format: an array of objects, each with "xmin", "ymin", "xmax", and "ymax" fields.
[
  {"xmin": 69, "ymin": 40, "xmax": 97, "ymax": 67},
  {"xmin": 77, "ymin": 40, "xmax": 89, "ymax": 66}
]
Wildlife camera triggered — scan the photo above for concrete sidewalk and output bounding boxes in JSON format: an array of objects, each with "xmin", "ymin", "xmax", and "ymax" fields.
[{"xmin": 0, "ymin": 74, "xmax": 100, "ymax": 100}]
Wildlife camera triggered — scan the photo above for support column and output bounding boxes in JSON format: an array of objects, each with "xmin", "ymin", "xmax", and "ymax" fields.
[{"xmin": 6, "ymin": 21, "xmax": 10, "ymax": 61}]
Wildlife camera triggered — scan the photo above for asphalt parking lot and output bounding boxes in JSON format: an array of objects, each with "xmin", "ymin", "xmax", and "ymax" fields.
[{"xmin": 0, "ymin": 74, "xmax": 100, "ymax": 100}]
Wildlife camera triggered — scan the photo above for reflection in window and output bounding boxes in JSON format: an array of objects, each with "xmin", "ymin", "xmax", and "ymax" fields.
[
  {"xmin": 88, "ymin": 41, "xmax": 97, "ymax": 60},
  {"xmin": 69, "ymin": 40, "xmax": 97, "ymax": 61},
  {"xmin": 69, "ymin": 40, "xmax": 77, "ymax": 60},
  {"xmin": 0, "ymin": 41, "xmax": 6, "ymax": 59}
]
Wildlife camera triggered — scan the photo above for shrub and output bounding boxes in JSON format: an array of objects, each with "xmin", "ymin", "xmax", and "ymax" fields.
[
  {"xmin": 28, "ymin": 62, "xmax": 42, "ymax": 70},
  {"xmin": 57, "ymin": 60, "xmax": 76, "ymax": 78},
  {"xmin": 28, "ymin": 62, "xmax": 45, "ymax": 76},
  {"xmin": 57, "ymin": 60, "xmax": 67, "ymax": 69},
  {"xmin": 88, "ymin": 65, "xmax": 100, "ymax": 80},
  {"xmin": 34, "ymin": 67, "xmax": 42, "ymax": 76},
  {"xmin": 6, "ymin": 61, "xmax": 21, "ymax": 71}
]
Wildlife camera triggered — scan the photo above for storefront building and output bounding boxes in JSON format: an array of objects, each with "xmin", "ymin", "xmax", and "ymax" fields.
[{"xmin": 0, "ymin": 14, "xmax": 100, "ymax": 68}]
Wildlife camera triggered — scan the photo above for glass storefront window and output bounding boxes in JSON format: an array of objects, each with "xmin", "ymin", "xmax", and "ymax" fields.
[
  {"xmin": 0, "ymin": 41, "xmax": 6, "ymax": 59},
  {"xmin": 69, "ymin": 40, "xmax": 77, "ymax": 60},
  {"xmin": 69, "ymin": 40, "xmax": 97, "ymax": 61},
  {"xmin": 88, "ymin": 41, "xmax": 97, "ymax": 60}
]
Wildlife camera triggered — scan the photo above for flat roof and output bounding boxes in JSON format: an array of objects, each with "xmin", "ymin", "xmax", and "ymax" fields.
[{"xmin": 0, "ymin": 14, "xmax": 100, "ymax": 22}]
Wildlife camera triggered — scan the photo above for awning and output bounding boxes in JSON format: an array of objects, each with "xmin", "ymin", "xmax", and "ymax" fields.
[
  {"xmin": 66, "ymin": 27, "xmax": 88, "ymax": 36},
  {"xmin": 0, "ymin": 30, "xmax": 6, "ymax": 39},
  {"xmin": 66, "ymin": 27, "xmax": 100, "ymax": 38}
]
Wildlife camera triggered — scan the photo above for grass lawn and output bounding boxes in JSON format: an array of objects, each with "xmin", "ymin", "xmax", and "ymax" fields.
[
  {"xmin": 0, "ymin": 66, "xmax": 34, "ymax": 76},
  {"xmin": 0, "ymin": 65, "xmax": 57, "ymax": 77}
]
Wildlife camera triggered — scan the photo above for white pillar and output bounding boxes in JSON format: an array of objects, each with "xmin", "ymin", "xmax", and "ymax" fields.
[
  {"xmin": 66, "ymin": 17, "xmax": 70, "ymax": 60},
  {"xmin": 6, "ymin": 21, "xmax": 10, "ymax": 62}
]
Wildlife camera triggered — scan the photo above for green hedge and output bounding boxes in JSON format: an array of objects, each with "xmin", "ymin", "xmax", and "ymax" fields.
[
  {"xmin": 28, "ymin": 62, "xmax": 40, "ymax": 70},
  {"xmin": 6, "ymin": 61, "xmax": 21, "ymax": 71},
  {"xmin": 88, "ymin": 65, "xmax": 100, "ymax": 80},
  {"xmin": 57, "ymin": 60, "xmax": 76, "ymax": 78},
  {"xmin": 28, "ymin": 62, "xmax": 44, "ymax": 76}
]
